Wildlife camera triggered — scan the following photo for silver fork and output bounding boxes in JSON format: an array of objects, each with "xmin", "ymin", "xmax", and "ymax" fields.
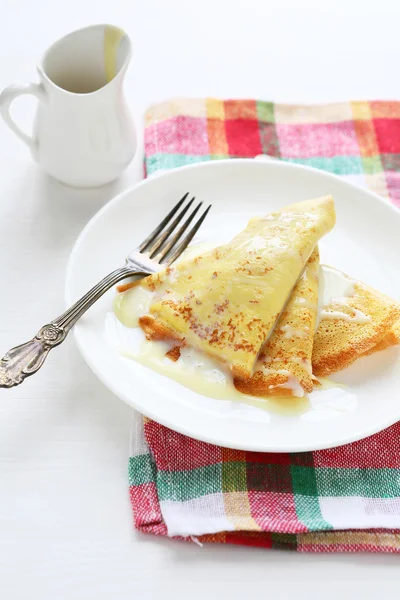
[{"xmin": 0, "ymin": 193, "xmax": 211, "ymax": 389}]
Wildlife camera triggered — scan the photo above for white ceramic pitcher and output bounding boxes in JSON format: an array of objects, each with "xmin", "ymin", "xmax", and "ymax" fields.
[{"xmin": 0, "ymin": 24, "xmax": 136, "ymax": 187}]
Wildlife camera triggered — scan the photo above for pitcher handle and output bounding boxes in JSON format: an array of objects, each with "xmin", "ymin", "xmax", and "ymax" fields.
[{"xmin": 0, "ymin": 83, "xmax": 46, "ymax": 151}]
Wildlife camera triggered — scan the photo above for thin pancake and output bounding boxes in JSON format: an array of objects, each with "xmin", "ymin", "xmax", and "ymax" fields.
[
  {"xmin": 234, "ymin": 248, "xmax": 319, "ymax": 397},
  {"xmin": 312, "ymin": 268, "xmax": 400, "ymax": 376},
  {"xmin": 364, "ymin": 317, "xmax": 400, "ymax": 355},
  {"xmin": 139, "ymin": 196, "xmax": 336, "ymax": 379}
]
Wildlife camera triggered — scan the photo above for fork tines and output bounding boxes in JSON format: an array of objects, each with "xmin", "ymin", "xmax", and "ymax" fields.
[{"xmin": 139, "ymin": 193, "xmax": 211, "ymax": 265}]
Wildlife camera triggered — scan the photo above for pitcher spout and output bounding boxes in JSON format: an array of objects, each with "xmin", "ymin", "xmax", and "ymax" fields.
[{"xmin": 37, "ymin": 24, "xmax": 132, "ymax": 96}]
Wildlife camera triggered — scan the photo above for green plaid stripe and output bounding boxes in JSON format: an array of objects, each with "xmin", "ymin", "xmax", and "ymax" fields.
[
  {"xmin": 316, "ymin": 468, "xmax": 400, "ymax": 498},
  {"xmin": 291, "ymin": 466, "xmax": 332, "ymax": 530},
  {"xmin": 129, "ymin": 454, "xmax": 155, "ymax": 487},
  {"xmin": 157, "ymin": 464, "xmax": 223, "ymax": 502}
]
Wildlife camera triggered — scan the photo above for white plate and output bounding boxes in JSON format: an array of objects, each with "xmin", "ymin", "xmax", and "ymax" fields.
[{"xmin": 66, "ymin": 159, "xmax": 400, "ymax": 452}]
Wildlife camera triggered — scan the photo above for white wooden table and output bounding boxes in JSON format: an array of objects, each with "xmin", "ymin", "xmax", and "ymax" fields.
[{"xmin": 1, "ymin": 1, "xmax": 400, "ymax": 598}]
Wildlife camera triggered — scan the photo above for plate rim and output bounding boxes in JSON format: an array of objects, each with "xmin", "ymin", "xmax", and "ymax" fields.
[{"xmin": 65, "ymin": 158, "xmax": 400, "ymax": 452}]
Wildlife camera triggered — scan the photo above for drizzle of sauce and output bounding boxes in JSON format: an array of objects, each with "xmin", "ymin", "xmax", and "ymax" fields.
[
  {"xmin": 277, "ymin": 374, "xmax": 305, "ymax": 397},
  {"xmin": 280, "ymin": 324, "xmax": 307, "ymax": 339},
  {"xmin": 321, "ymin": 265, "xmax": 356, "ymax": 302},
  {"xmin": 318, "ymin": 265, "xmax": 370, "ymax": 325},
  {"xmin": 114, "ymin": 286, "xmax": 153, "ymax": 328},
  {"xmin": 320, "ymin": 306, "xmax": 371, "ymax": 324},
  {"xmin": 295, "ymin": 297, "xmax": 318, "ymax": 310}
]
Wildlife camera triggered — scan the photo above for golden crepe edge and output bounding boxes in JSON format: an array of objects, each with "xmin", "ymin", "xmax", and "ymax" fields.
[
  {"xmin": 312, "ymin": 271, "xmax": 400, "ymax": 377},
  {"xmin": 364, "ymin": 317, "xmax": 400, "ymax": 356}
]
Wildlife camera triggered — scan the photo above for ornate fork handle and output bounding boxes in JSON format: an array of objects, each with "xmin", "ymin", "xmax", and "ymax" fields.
[{"xmin": 0, "ymin": 266, "xmax": 140, "ymax": 388}]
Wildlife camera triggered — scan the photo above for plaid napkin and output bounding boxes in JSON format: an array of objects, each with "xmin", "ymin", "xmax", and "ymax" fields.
[{"xmin": 129, "ymin": 98, "xmax": 400, "ymax": 553}]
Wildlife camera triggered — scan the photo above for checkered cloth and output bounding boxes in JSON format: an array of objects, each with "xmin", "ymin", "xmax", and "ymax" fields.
[{"xmin": 129, "ymin": 98, "xmax": 400, "ymax": 553}]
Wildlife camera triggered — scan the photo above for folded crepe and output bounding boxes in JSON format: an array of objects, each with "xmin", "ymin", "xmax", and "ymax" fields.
[
  {"xmin": 139, "ymin": 196, "xmax": 335, "ymax": 379},
  {"xmin": 234, "ymin": 248, "xmax": 319, "ymax": 397},
  {"xmin": 312, "ymin": 266, "xmax": 400, "ymax": 377}
]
